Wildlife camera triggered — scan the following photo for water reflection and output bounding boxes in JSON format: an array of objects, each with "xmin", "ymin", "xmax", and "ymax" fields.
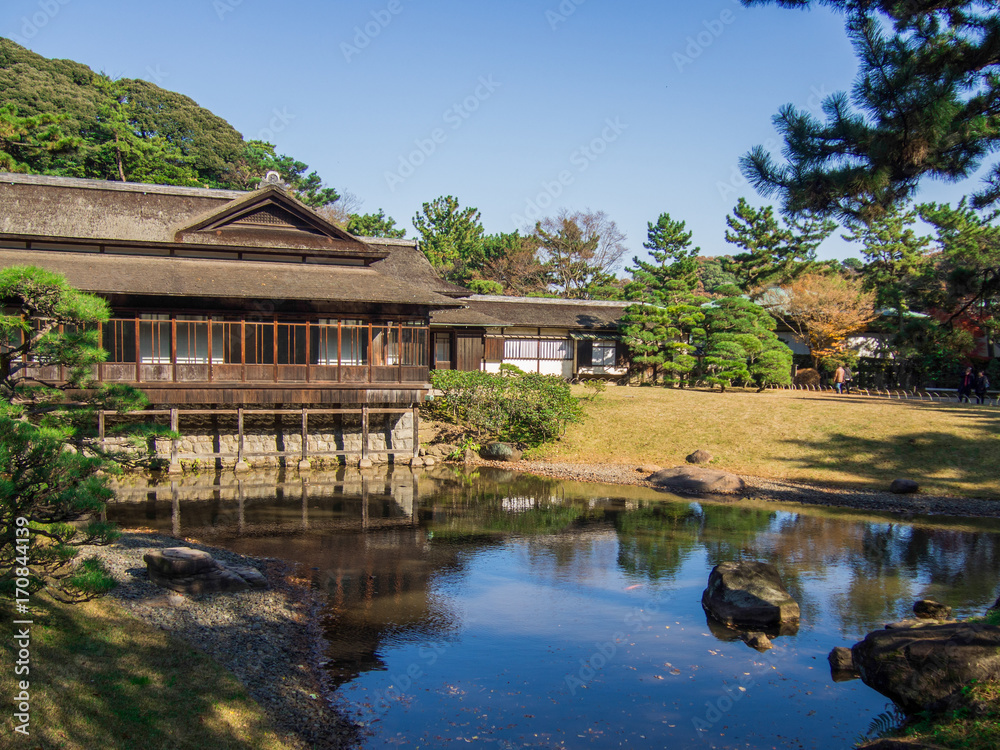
[{"xmin": 107, "ymin": 467, "xmax": 1000, "ymax": 748}]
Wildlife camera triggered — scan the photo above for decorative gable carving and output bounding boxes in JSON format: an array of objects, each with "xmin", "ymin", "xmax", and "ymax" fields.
[{"xmin": 173, "ymin": 185, "xmax": 377, "ymax": 256}]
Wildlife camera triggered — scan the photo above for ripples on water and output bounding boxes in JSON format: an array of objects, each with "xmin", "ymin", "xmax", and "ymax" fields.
[{"xmin": 108, "ymin": 467, "xmax": 1000, "ymax": 749}]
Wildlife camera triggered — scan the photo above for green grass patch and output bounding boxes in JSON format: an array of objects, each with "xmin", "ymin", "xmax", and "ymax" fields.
[
  {"xmin": 0, "ymin": 595, "xmax": 300, "ymax": 749},
  {"xmin": 885, "ymin": 682, "xmax": 1000, "ymax": 750},
  {"xmin": 539, "ymin": 386, "xmax": 1000, "ymax": 498}
]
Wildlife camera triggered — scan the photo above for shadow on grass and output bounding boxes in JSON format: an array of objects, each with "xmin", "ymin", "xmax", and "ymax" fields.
[
  {"xmin": 0, "ymin": 595, "xmax": 323, "ymax": 750},
  {"xmin": 776, "ymin": 419, "xmax": 1000, "ymax": 498}
]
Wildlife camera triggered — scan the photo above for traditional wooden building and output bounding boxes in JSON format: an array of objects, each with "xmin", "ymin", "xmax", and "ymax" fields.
[
  {"xmin": 0, "ymin": 173, "xmax": 465, "ymax": 466},
  {"xmin": 429, "ymin": 295, "xmax": 628, "ymax": 380}
]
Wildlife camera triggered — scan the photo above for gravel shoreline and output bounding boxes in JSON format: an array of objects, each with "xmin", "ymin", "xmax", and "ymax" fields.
[
  {"xmin": 476, "ymin": 459, "xmax": 1000, "ymax": 519},
  {"xmin": 80, "ymin": 532, "xmax": 357, "ymax": 750}
]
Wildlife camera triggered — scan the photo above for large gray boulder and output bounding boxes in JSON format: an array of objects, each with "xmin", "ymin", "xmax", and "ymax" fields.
[
  {"xmin": 851, "ymin": 622, "xmax": 1000, "ymax": 714},
  {"xmin": 649, "ymin": 466, "xmax": 745, "ymax": 495},
  {"xmin": 144, "ymin": 547, "xmax": 267, "ymax": 595},
  {"xmin": 702, "ymin": 561, "xmax": 800, "ymax": 632}
]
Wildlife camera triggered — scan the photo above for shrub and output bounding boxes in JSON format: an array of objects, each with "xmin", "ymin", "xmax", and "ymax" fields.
[{"xmin": 427, "ymin": 370, "xmax": 583, "ymax": 448}]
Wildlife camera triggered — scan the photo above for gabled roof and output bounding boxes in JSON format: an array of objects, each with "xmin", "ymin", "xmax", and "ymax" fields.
[{"xmin": 0, "ymin": 173, "xmax": 382, "ymax": 258}]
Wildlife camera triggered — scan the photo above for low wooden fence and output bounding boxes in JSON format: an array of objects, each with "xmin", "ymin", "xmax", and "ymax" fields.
[{"xmin": 766, "ymin": 384, "xmax": 1000, "ymax": 405}]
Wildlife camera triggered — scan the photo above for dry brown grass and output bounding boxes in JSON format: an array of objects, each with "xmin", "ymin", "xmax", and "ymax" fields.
[
  {"xmin": 0, "ymin": 595, "xmax": 300, "ymax": 750},
  {"xmin": 538, "ymin": 386, "xmax": 1000, "ymax": 498}
]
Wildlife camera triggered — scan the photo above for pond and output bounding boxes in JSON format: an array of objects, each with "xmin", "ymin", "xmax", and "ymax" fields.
[{"xmin": 107, "ymin": 467, "xmax": 1000, "ymax": 749}]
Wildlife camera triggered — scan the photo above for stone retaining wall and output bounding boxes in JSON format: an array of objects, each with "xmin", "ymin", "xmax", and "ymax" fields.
[{"xmin": 109, "ymin": 411, "xmax": 415, "ymax": 471}]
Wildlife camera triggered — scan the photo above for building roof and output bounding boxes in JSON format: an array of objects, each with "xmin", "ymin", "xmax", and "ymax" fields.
[
  {"xmin": 431, "ymin": 295, "xmax": 629, "ymax": 329},
  {"xmin": 0, "ymin": 173, "xmax": 469, "ymax": 310},
  {"xmin": 0, "ymin": 249, "xmax": 463, "ymax": 307},
  {"xmin": 0, "ymin": 172, "xmax": 381, "ymax": 258},
  {"xmin": 363, "ymin": 237, "xmax": 471, "ymax": 298}
]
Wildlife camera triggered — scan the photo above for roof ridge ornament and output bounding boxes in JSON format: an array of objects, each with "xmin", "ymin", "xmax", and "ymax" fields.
[{"xmin": 258, "ymin": 171, "xmax": 284, "ymax": 190}]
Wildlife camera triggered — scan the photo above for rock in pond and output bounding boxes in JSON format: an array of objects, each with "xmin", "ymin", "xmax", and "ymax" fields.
[
  {"xmin": 828, "ymin": 646, "xmax": 860, "ymax": 681},
  {"xmin": 702, "ymin": 561, "xmax": 800, "ymax": 633},
  {"xmin": 913, "ymin": 599, "xmax": 952, "ymax": 620},
  {"xmin": 850, "ymin": 621, "xmax": 1000, "ymax": 714},
  {"xmin": 143, "ymin": 547, "xmax": 267, "ymax": 595},
  {"xmin": 649, "ymin": 466, "xmax": 745, "ymax": 495}
]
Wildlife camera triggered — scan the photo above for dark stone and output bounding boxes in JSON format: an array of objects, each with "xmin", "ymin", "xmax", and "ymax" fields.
[
  {"xmin": 479, "ymin": 442, "xmax": 522, "ymax": 462},
  {"xmin": 741, "ymin": 631, "xmax": 772, "ymax": 650},
  {"xmin": 702, "ymin": 561, "xmax": 800, "ymax": 632},
  {"xmin": 851, "ymin": 622, "xmax": 1000, "ymax": 714},
  {"xmin": 143, "ymin": 547, "xmax": 267, "ymax": 595},
  {"xmin": 649, "ymin": 466, "xmax": 745, "ymax": 495},
  {"xmin": 889, "ymin": 478, "xmax": 920, "ymax": 494},
  {"xmin": 685, "ymin": 449, "xmax": 713, "ymax": 465},
  {"xmin": 914, "ymin": 599, "xmax": 952, "ymax": 620},
  {"xmin": 828, "ymin": 646, "xmax": 856, "ymax": 672}
]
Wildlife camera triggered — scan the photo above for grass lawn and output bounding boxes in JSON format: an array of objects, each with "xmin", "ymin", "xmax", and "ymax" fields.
[
  {"xmin": 537, "ymin": 386, "xmax": 1000, "ymax": 499},
  {"xmin": 1, "ymin": 595, "xmax": 300, "ymax": 750}
]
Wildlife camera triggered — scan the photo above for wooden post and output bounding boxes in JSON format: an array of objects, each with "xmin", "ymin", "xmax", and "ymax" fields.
[
  {"xmin": 298, "ymin": 408, "xmax": 311, "ymax": 471},
  {"xmin": 237, "ymin": 479, "xmax": 245, "ymax": 532},
  {"xmin": 301, "ymin": 478, "xmax": 309, "ymax": 530},
  {"xmin": 168, "ymin": 408, "xmax": 181, "ymax": 474},
  {"xmin": 207, "ymin": 317, "xmax": 214, "ymax": 383},
  {"xmin": 98, "ymin": 410, "xmax": 105, "ymax": 449},
  {"xmin": 171, "ymin": 481, "xmax": 180, "ymax": 537},
  {"xmin": 235, "ymin": 407, "xmax": 249, "ymax": 472},
  {"xmin": 361, "ymin": 405, "xmax": 370, "ymax": 462},
  {"xmin": 412, "ymin": 405, "xmax": 420, "ymax": 459},
  {"xmin": 171, "ymin": 317, "xmax": 177, "ymax": 383}
]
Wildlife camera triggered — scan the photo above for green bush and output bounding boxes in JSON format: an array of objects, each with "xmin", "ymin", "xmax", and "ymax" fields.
[{"xmin": 427, "ymin": 370, "xmax": 583, "ymax": 448}]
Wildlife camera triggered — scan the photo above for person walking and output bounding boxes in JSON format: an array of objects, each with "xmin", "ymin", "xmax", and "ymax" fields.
[
  {"xmin": 834, "ymin": 365, "xmax": 846, "ymax": 394},
  {"xmin": 842, "ymin": 365, "xmax": 853, "ymax": 395},
  {"xmin": 958, "ymin": 366, "xmax": 975, "ymax": 403},
  {"xmin": 975, "ymin": 370, "xmax": 991, "ymax": 404}
]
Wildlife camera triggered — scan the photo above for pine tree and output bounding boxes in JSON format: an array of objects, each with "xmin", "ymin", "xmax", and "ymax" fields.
[
  {"xmin": 629, "ymin": 213, "xmax": 700, "ymax": 304},
  {"xmin": 413, "ymin": 196, "xmax": 486, "ymax": 285},
  {"xmin": 347, "ymin": 209, "xmax": 407, "ymax": 238},
  {"xmin": 741, "ymin": 0, "xmax": 1000, "ymax": 223},
  {"xmin": 621, "ymin": 213, "xmax": 705, "ymax": 385},
  {"xmin": 0, "ymin": 267, "xmax": 166, "ymax": 599},
  {"xmin": 702, "ymin": 287, "xmax": 793, "ymax": 391},
  {"xmin": 723, "ymin": 198, "xmax": 835, "ymax": 297}
]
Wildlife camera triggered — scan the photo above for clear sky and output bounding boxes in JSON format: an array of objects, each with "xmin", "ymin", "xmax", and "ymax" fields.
[{"xmin": 0, "ymin": 0, "xmax": 980, "ymax": 266}]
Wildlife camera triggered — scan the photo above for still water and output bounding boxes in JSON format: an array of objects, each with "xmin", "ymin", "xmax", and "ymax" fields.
[{"xmin": 108, "ymin": 467, "xmax": 1000, "ymax": 749}]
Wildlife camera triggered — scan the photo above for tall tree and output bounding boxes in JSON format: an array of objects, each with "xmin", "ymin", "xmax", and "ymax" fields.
[
  {"xmin": 629, "ymin": 212, "xmax": 700, "ymax": 304},
  {"xmin": 701, "ymin": 287, "xmax": 793, "ymax": 391},
  {"xmin": 724, "ymin": 198, "xmax": 835, "ymax": 297},
  {"xmin": 0, "ymin": 104, "xmax": 78, "ymax": 173},
  {"xmin": 475, "ymin": 232, "xmax": 551, "ymax": 296},
  {"xmin": 919, "ymin": 200, "xmax": 1000, "ymax": 355},
  {"xmin": 841, "ymin": 205, "xmax": 933, "ymax": 323},
  {"xmin": 0, "ymin": 267, "xmax": 162, "ymax": 599},
  {"xmin": 412, "ymin": 196, "xmax": 486, "ymax": 285},
  {"xmin": 740, "ymin": 0, "xmax": 1000, "ymax": 223},
  {"xmin": 346, "ymin": 209, "xmax": 407, "ymax": 238},
  {"xmin": 621, "ymin": 212, "xmax": 705, "ymax": 384},
  {"xmin": 770, "ymin": 272, "xmax": 879, "ymax": 367},
  {"xmin": 89, "ymin": 75, "xmax": 200, "ymax": 186},
  {"xmin": 533, "ymin": 209, "xmax": 628, "ymax": 299}
]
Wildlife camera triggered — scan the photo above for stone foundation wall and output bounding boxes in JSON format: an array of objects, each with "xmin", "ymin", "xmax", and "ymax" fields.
[{"xmin": 123, "ymin": 411, "xmax": 415, "ymax": 470}]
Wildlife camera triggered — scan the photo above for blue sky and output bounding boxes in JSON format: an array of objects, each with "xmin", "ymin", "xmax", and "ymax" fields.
[{"xmin": 0, "ymin": 0, "xmax": 981, "ymax": 265}]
